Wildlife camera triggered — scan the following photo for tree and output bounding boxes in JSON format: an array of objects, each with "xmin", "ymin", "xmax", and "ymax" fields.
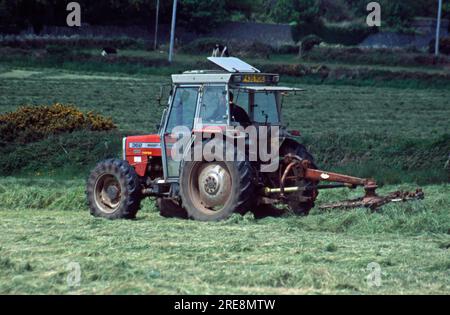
[
  {"xmin": 178, "ymin": 0, "xmax": 226, "ymax": 33},
  {"xmin": 270, "ymin": 0, "xmax": 323, "ymax": 43},
  {"xmin": 270, "ymin": 0, "xmax": 320, "ymax": 24},
  {"xmin": 319, "ymin": 0, "xmax": 353, "ymax": 22},
  {"xmin": 0, "ymin": 0, "xmax": 175, "ymax": 31},
  {"xmin": 225, "ymin": 0, "xmax": 260, "ymax": 20}
]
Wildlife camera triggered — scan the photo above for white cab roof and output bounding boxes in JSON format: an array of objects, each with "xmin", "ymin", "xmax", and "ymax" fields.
[
  {"xmin": 207, "ymin": 57, "xmax": 260, "ymax": 73},
  {"xmin": 172, "ymin": 73, "xmax": 233, "ymax": 84},
  {"xmin": 236, "ymin": 86, "xmax": 305, "ymax": 92}
]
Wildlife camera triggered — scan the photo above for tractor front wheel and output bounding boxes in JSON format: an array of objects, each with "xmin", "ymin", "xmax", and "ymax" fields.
[{"xmin": 86, "ymin": 159, "xmax": 142, "ymax": 219}]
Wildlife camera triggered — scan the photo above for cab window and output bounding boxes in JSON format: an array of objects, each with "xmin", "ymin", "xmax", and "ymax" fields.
[
  {"xmin": 165, "ymin": 87, "xmax": 199, "ymax": 133},
  {"xmin": 232, "ymin": 89, "xmax": 250, "ymax": 114},
  {"xmin": 253, "ymin": 92, "xmax": 279, "ymax": 124},
  {"xmin": 199, "ymin": 85, "xmax": 228, "ymax": 124}
]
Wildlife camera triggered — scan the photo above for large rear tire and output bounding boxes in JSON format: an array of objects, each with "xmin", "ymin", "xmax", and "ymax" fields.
[
  {"xmin": 86, "ymin": 159, "xmax": 142, "ymax": 219},
  {"xmin": 280, "ymin": 141, "xmax": 318, "ymax": 216},
  {"xmin": 180, "ymin": 159, "xmax": 255, "ymax": 222}
]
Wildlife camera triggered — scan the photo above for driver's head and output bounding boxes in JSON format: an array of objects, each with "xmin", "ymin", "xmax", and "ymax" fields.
[{"xmin": 229, "ymin": 92, "xmax": 234, "ymax": 103}]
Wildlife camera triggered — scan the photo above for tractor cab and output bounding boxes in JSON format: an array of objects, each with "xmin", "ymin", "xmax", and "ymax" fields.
[
  {"xmin": 164, "ymin": 57, "xmax": 303, "ymax": 131},
  {"xmin": 160, "ymin": 57, "xmax": 303, "ymax": 179}
]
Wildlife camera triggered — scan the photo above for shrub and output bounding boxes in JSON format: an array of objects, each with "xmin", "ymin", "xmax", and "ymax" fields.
[
  {"xmin": 245, "ymin": 42, "xmax": 273, "ymax": 58},
  {"xmin": 0, "ymin": 103, "xmax": 116, "ymax": 145},
  {"xmin": 301, "ymin": 35, "xmax": 322, "ymax": 54},
  {"xmin": 276, "ymin": 44, "xmax": 299, "ymax": 54},
  {"xmin": 291, "ymin": 19, "xmax": 325, "ymax": 43}
]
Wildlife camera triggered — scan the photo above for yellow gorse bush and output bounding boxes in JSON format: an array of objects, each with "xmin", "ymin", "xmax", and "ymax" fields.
[{"xmin": 0, "ymin": 103, "xmax": 116, "ymax": 144}]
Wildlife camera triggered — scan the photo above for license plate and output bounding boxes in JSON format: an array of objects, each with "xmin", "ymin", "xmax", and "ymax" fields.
[{"xmin": 242, "ymin": 75, "xmax": 265, "ymax": 83}]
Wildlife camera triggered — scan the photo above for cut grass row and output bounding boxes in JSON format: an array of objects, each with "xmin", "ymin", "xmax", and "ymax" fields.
[
  {"xmin": 0, "ymin": 178, "xmax": 448, "ymax": 236},
  {"xmin": 0, "ymin": 179, "xmax": 448, "ymax": 294}
]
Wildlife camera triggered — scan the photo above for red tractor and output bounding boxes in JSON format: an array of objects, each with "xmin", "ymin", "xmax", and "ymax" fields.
[{"xmin": 86, "ymin": 58, "xmax": 423, "ymax": 221}]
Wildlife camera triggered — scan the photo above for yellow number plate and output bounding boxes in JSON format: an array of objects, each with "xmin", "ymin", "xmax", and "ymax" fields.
[{"xmin": 242, "ymin": 75, "xmax": 265, "ymax": 83}]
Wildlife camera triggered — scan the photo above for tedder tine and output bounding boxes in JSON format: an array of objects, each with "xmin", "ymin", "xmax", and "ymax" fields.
[{"xmin": 319, "ymin": 189, "xmax": 425, "ymax": 211}]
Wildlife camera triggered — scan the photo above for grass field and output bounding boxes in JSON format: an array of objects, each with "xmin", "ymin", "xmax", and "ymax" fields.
[
  {"xmin": 0, "ymin": 178, "xmax": 448, "ymax": 294},
  {"xmin": 0, "ymin": 52, "xmax": 449, "ymax": 294}
]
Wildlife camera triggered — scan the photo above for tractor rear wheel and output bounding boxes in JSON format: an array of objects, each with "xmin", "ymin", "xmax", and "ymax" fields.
[
  {"xmin": 280, "ymin": 141, "xmax": 319, "ymax": 216},
  {"xmin": 180, "ymin": 159, "xmax": 255, "ymax": 222},
  {"xmin": 86, "ymin": 159, "xmax": 141, "ymax": 219}
]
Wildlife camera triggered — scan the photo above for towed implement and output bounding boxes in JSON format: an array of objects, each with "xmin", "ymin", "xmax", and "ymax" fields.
[
  {"xmin": 86, "ymin": 57, "xmax": 424, "ymax": 221},
  {"xmin": 264, "ymin": 154, "xmax": 424, "ymax": 211}
]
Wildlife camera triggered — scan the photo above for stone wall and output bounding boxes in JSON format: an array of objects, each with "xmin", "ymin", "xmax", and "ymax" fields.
[
  {"xmin": 361, "ymin": 18, "xmax": 449, "ymax": 49},
  {"xmin": 18, "ymin": 22, "xmax": 294, "ymax": 46}
]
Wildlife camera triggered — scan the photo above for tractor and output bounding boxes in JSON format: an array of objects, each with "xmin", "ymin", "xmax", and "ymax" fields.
[{"xmin": 86, "ymin": 57, "xmax": 423, "ymax": 221}]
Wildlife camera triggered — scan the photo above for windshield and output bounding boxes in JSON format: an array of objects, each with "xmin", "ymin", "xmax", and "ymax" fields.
[
  {"xmin": 253, "ymin": 92, "xmax": 279, "ymax": 124},
  {"xmin": 231, "ymin": 89, "xmax": 279, "ymax": 124},
  {"xmin": 199, "ymin": 85, "xmax": 228, "ymax": 124}
]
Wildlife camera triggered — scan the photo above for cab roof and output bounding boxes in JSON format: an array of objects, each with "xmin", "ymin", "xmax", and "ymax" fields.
[
  {"xmin": 172, "ymin": 57, "xmax": 262, "ymax": 84},
  {"xmin": 207, "ymin": 57, "xmax": 260, "ymax": 73}
]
